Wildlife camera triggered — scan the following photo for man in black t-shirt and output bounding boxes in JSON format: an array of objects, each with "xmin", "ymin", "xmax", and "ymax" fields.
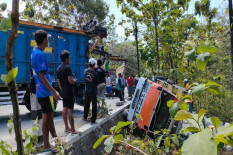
[
  {"xmin": 84, "ymin": 58, "xmax": 99, "ymax": 124},
  {"xmin": 94, "ymin": 59, "xmax": 106, "ymax": 100},
  {"xmin": 56, "ymin": 50, "xmax": 80, "ymax": 134}
]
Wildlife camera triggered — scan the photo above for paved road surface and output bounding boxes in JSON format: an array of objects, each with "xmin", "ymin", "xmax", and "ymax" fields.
[{"xmin": 0, "ymin": 93, "xmax": 129, "ymax": 150}]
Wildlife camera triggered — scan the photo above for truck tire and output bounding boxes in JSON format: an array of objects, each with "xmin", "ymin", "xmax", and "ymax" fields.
[
  {"xmin": 24, "ymin": 90, "xmax": 31, "ymax": 111},
  {"xmin": 24, "ymin": 90, "xmax": 57, "ymax": 111}
]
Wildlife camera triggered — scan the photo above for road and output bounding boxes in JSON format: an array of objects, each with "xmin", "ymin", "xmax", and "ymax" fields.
[
  {"xmin": 0, "ymin": 101, "xmax": 82, "ymax": 142},
  {"xmin": 0, "ymin": 94, "xmax": 128, "ymax": 150}
]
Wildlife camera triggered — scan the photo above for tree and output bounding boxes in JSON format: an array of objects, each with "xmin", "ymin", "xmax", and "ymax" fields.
[
  {"xmin": 0, "ymin": 2, "xmax": 7, "ymax": 16},
  {"xmin": 4, "ymin": 0, "xmax": 24, "ymax": 154},
  {"xmin": 194, "ymin": 0, "xmax": 217, "ymax": 37},
  {"xmin": 118, "ymin": 1, "xmax": 196, "ymax": 78},
  {"xmin": 21, "ymin": 0, "xmax": 109, "ymax": 29},
  {"xmin": 229, "ymin": 0, "xmax": 233, "ymax": 89}
]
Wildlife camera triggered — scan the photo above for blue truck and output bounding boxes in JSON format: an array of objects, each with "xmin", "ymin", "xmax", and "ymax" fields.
[{"xmin": 0, "ymin": 19, "xmax": 106, "ymax": 110}]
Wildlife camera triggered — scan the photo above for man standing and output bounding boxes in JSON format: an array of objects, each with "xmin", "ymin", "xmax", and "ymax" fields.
[
  {"xmin": 183, "ymin": 78, "xmax": 192, "ymax": 113},
  {"xmin": 56, "ymin": 50, "xmax": 79, "ymax": 134},
  {"xmin": 84, "ymin": 58, "xmax": 99, "ymax": 124},
  {"xmin": 94, "ymin": 59, "xmax": 106, "ymax": 100},
  {"xmin": 117, "ymin": 73, "xmax": 124, "ymax": 101},
  {"xmin": 183, "ymin": 78, "xmax": 190, "ymax": 90},
  {"xmin": 105, "ymin": 73, "xmax": 112, "ymax": 98},
  {"xmin": 127, "ymin": 74, "xmax": 134, "ymax": 98},
  {"xmin": 31, "ymin": 30, "xmax": 61, "ymax": 151}
]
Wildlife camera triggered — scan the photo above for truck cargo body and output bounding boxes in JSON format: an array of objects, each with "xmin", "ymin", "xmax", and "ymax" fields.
[{"xmin": 0, "ymin": 21, "xmax": 89, "ymax": 108}]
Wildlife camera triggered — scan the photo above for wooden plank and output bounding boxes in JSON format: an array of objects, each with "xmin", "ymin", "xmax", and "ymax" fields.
[
  {"xmin": 63, "ymin": 28, "xmax": 86, "ymax": 35},
  {"xmin": 158, "ymin": 81, "xmax": 164, "ymax": 86},
  {"xmin": 176, "ymin": 89, "xmax": 183, "ymax": 98},
  {"xmin": 167, "ymin": 84, "xmax": 173, "ymax": 92},
  {"xmin": 0, "ymin": 17, "xmax": 87, "ymax": 35},
  {"xmin": 89, "ymin": 38, "xmax": 102, "ymax": 53}
]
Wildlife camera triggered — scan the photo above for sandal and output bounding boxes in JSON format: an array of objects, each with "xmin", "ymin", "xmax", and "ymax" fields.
[
  {"xmin": 43, "ymin": 146, "xmax": 58, "ymax": 153},
  {"xmin": 71, "ymin": 130, "xmax": 82, "ymax": 135},
  {"xmin": 64, "ymin": 130, "xmax": 71, "ymax": 133}
]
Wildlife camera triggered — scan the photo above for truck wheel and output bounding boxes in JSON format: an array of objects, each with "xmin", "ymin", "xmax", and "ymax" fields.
[
  {"xmin": 24, "ymin": 90, "xmax": 31, "ymax": 111},
  {"xmin": 53, "ymin": 99, "xmax": 57, "ymax": 110},
  {"xmin": 24, "ymin": 90, "xmax": 57, "ymax": 112}
]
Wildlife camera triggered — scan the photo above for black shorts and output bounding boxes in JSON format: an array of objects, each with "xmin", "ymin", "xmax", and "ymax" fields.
[
  {"xmin": 61, "ymin": 91, "xmax": 75, "ymax": 109},
  {"xmin": 63, "ymin": 97, "xmax": 74, "ymax": 109},
  {"xmin": 38, "ymin": 96, "xmax": 55, "ymax": 113}
]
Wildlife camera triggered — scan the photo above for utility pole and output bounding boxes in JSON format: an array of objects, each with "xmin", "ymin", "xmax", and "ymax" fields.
[
  {"xmin": 152, "ymin": 0, "xmax": 160, "ymax": 70},
  {"xmin": 229, "ymin": 0, "xmax": 233, "ymax": 89},
  {"xmin": 134, "ymin": 22, "xmax": 140, "ymax": 77}
]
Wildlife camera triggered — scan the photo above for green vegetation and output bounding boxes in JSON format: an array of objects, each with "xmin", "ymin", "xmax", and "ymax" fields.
[{"xmin": 1, "ymin": 0, "xmax": 233, "ymax": 154}]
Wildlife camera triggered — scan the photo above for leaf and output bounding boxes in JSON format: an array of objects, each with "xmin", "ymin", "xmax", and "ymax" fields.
[
  {"xmin": 216, "ymin": 125, "xmax": 233, "ymax": 137},
  {"xmin": 191, "ymin": 84, "xmax": 205, "ymax": 97},
  {"xmin": 114, "ymin": 134, "xmax": 123, "ymax": 143},
  {"xmin": 93, "ymin": 135, "xmax": 109, "ymax": 149},
  {"xmin": 32, "ymin": 127, "xmax": 37, "ymax": 132},
  {"xmin": 171, "ymin": 136, "xmax": 180, "ymax": 146},
  {"xmin": 154, "ymin": 131, "xmax": 160, "ymax": 135},
  {"xmin": 1, "ymin": 67, "xmax": 18, "ymax": 84},
  {"xmin": 167, "ymin": 100, "xmax": 174, "ymax": 108},
  {"xmin": 196, "ymin": 59, "xmax": 207, "ymax": 71},
  {"xmin": 7, "ymin": 119, "xmax": 14, "ymax": 136},
  {"xmin": 0, "ymin": 3, "xmax": 7, "ymax": 11},
  {"xmin": 114, "ymin": 121, "xmax": 132, "ymax": 134},
  {"xmin": 169, "ymin": 102, "xmax": 179, "ymax": 118},
  {"xmin": 181, "ymin": 127, "xmax": 200, "ymax": 133},
  {"xmin": 214, "ymin": 134, "xmax": 233, "ymax": 146},
  {"xmin": 180, "ymin": 95, "xmax": 192, "ymax": 102},
  {"xmin": 182, "ymin": 129, "xmax": 217, "ymax": 155},
  {"xmin": 179, "ymin": 102, "xmax": 189, "ymax": 111},
  {"xmin": 205, "ymin": 81, "xmax": 222, "ymax": 87},
  {"xmin": 198, "ymin": 109, "xmax": 207, "ymax": 120},
  {"xmin": 25, "ymin": 142, "xmax": 33, "ymax": 154},
  {"xmin": 136, "ymin": 114, "xmax": 143, "ymax": 121},
  {"xmin": 205, "ymin": 81, "xmax": 222, "ymax": 95},
  {"xmin": 132, "ymin": 140, "xmax": 142, "ymax": 146},
  {"xmin": 109, "ymin": 126, "xmax": 116, "ymax": 134},
  {"xmin": 165, "ymin": 137, "xmax": 170, "ymax": 149},
  {"xmin": 211, "ymin": 117, "xmax": 221, "ymax": 129},
  {"xmin": 104, "ymin": 136, "xmax": 114, "ymax": 153},
  {"xmin": 184, "ymin": 48, "xmax": 196, "ymax": 61},
  {"xmin": 197, "ymin": 42, "xmax": 218, "ymax": 54},
  {"xmin": 174, "ymin": 110, "xmax": 194, "ymax": 121},
  {"xmin": 155, "ymin": 135, "xmax": 163, "ymax": 148},
  {"xmin": 1, "ymin": 74, "xmax": 7, "ymax": 83},
  {"xmin": 205, "ymin": 87, "xmax": 219, "ymax": 95},
  {"xmin": 0, "ymin": 17, "xmax": 11, "ymax": 31}
]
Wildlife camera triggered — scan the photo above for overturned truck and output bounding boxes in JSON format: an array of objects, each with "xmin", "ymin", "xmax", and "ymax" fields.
[{"xmin": 127, "ymin": 77, "xmax": 186, "ymax": 134}]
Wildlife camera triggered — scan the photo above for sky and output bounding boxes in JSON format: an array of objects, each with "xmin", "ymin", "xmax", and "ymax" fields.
[
  {"xmin": 0, "ymin": 0, "xmax": 229, "ymax": 40},
  {"xmin": 103, "ymin": 0, "xmax": 228, "ymax": 40}
]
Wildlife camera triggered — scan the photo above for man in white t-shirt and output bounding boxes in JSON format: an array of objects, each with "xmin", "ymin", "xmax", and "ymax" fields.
[{"xmin": 105, "ymin": 73, "xmax": 112, "ymax": 98}]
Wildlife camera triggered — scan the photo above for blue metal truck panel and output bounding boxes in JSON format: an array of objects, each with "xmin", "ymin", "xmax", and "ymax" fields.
[{"xmin": 0, "ymin": 21, "xmax": 89, "ymax": 86}]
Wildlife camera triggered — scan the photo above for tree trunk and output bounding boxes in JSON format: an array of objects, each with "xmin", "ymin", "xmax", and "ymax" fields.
[
  {"xmin": 135, "ymin": 22, "xmax": 140, "ymax": 77},
  {"xmin": 5, "ymin": 0, "xmax": 24, "ymax": 154},
  {"xmin": 152, "ymin": 0, "xmax": 160, "ymax": 70},
  {"xmin": 229, "ymin": 0, "xmax": 233, "ymax": 90},
  {"xmin": 54, "ymin": 0, "xmax": 61, "ymax": 26}
]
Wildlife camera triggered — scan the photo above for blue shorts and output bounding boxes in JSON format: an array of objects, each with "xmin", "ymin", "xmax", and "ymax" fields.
[
  {"xmin": 128, "ymin": 86, "xmax": 134, "ymax": 94},
  {"xmin": 106, "ymin": 86, "xmax": 112, "ymax": 93}
]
